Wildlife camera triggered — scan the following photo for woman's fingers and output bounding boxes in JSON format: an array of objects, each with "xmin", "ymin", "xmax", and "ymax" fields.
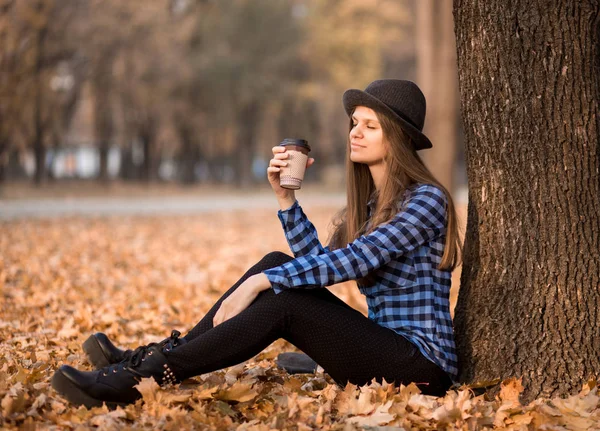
[
  {"xmin": 214, "ymin": 276, "xmax": 263, "ymax": 328},
  {"xmin": 270, "ymin": 156, "xmax": 313, "ymax": 171},
  {"xmin": 269, "ymin": 160, "xmax": 288, "ymax": 167},
  {"xmin": 214, "ymin": 299, "xmax": 231, "ymax": 326},
  {"xmin": 214, "ymin": 306, "xmax": 227, "ymax": 327},
  {"xmin": 271, "ymin": 153, "xmax": 288, "ymax": 164},
  {"xmin": 269, "ymin": 151, "xmax": 288, "ymax": 169}
]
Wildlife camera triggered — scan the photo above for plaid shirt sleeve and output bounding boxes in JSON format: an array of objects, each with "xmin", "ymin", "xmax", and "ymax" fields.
[
  {"xmin": 276, "ymin": 200, "xmax": 330, "ymax": 257},
  {"xmin": 264, "ymin": 185, "xmax": 447, "ymax": 294}
]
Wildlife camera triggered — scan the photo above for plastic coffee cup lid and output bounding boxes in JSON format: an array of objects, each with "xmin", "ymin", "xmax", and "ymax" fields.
[{"xmin": 280, "ymin": 138, "xmax": 311, "ymax": 152}]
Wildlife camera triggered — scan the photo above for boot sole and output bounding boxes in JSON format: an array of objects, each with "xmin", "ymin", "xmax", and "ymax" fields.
[
  {"xmin": 82, "ymin": 335, "xmax": 111, "ymax": 369},
  {"xmin": 51, "ymin": 368, "xmax": 127, "ymax": 410}
]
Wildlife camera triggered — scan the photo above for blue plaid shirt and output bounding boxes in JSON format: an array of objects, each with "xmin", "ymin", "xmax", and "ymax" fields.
[{"xmin": 263, "ymin": 183, "xmax": 458, "ymax": 381}]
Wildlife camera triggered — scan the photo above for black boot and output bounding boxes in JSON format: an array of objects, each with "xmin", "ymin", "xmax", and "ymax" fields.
[
  {"xmin": 82, "ymin": 333, "xmax": 130, "ymax": 368},
  {"xmin": 82, "ymin": 330, "xmax": 186, "ymax": 369},
  {"xmin": 52, "ymin": 331, "xmax": 186, "ymax": 409}
]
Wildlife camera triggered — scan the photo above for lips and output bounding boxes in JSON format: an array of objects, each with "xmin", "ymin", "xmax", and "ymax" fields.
[{"xmin": 350, "ymin": 142, "xmax": 365, "ymax": 148}]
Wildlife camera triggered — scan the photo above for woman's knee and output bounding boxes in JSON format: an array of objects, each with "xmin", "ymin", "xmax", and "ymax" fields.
[{"xmin": 259, "ymin": 251, "xmax": 293, "ymax": 268}]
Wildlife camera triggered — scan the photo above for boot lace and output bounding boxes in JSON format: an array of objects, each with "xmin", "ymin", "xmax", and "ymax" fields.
[{"xmin": 100, "ymin": 330, "xmax": 182, "ymax": 376}]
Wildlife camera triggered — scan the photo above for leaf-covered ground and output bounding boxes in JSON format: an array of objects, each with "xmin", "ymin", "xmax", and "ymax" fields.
[{"xmin": 1, "ymin": 206, "xmax": 599, "ymax": 430}]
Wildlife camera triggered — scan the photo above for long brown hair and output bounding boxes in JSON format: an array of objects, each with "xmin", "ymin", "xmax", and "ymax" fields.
[{"xmin": 327, "ymin": 108, "xmax": 462, "ymax": 284}]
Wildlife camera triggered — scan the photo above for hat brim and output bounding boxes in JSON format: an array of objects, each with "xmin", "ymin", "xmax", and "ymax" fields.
[{"xmin": 342, "ymin": 89, "xmax": 433, "ymax": 150}]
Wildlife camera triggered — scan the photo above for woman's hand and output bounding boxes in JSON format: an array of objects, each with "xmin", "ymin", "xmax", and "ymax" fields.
[
  {"xmin": 267, "ymin": 146, "xmax": 315, "ymax": 203},
  {"xmin": 213, "ymin": 273, "xmax": 273, "ymax": 327}
]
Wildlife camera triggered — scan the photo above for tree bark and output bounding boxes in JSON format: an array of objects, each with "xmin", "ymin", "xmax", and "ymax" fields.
[{"xmin": 453, "ymin": 0, "xmax": 600, "ymax": 402}]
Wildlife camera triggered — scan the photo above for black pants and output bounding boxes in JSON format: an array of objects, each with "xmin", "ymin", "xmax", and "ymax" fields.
[{"xmin": 167, "ymin": 252, "xmax": 453, "ymax": 396}]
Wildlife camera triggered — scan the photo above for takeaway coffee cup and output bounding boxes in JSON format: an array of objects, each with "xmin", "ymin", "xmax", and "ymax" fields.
[{"xmin": 279, "ymin": 138, "xmax": 311, "ymax": 190}]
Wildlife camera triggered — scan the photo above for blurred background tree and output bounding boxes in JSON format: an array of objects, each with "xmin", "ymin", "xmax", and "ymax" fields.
[
  {"xmin": 0, "ymin": 0, "xmax": 464, "ymax": 193},
  {"xmin": 0, "ymin": 0, "xmax": 85, "ymax": 184}
]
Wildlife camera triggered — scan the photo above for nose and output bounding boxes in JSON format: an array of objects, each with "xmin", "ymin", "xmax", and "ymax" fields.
[{"xmin": 350, "ymin": 124, "xmax": 362, "ymax": 139}]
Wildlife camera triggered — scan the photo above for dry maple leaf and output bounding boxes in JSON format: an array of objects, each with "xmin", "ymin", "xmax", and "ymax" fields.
[
  {"xmin": 213, "ymin": 381, "xmax": 259, "ymax": 403},
  {"xmin": 493, "ymin": 377, "xmax": 526, "ymax": 427},
  {"xmin": 1, "ymin": 382, "xmax": 26, "ymax": 418},
  {"xmin": 159, "ymin": 390, "xmax": 193, "ymax": 406},
  {"xmin": 89, "ymin": 408, "xmax": 127, "ymax": 428},
  {"xmin": 498, "ymin": 377, "xmax": 524, "ymax": 404},
  {"xmin": 335, "ymin": 384, "xmax": 378, "ymax": 417},
  {"xmin": 134, "ymin": 377, "xmax": 160, "ymax": 404},
  {"xmin": 346, "ymin": 400, "xmax": 396, "ymax": 427},
  {"xmin": 286, "ymin": 391, "xmax": 316, "ymax": 421},
  {"xmin": 225, "ymin": 363, "xmax": 247, "ymax": 385},
  {"xmin": 194, "ymin": 384, "xmax": 220, "ymax": 400},
  {"xmin": 430, "ymin": 389, "xmax": 470, "ymax": 424},
  {"xmin": 26, "ymin": 392, "xmax": 48, "ymax": 417}
]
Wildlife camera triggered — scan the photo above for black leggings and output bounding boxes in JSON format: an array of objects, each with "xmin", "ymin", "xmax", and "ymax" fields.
[{"xmin": 167, "ymin": 252, "xmax": 453, "ymax": 396}]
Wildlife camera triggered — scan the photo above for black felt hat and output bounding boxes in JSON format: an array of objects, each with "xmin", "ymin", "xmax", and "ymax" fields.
[{"xmin": 343, "ymin": 79, "xmax": 432, "ymax": 150}]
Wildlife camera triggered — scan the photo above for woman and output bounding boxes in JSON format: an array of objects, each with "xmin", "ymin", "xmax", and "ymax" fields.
[{"xmin": 51, "ymin": 79, "xmax": 462, "ymax": 409}]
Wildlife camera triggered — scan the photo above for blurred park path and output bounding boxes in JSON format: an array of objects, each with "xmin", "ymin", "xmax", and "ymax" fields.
[
  {"xmin": 0, "ymin": 188, "xmax": 345, "ymax": 220},
  {"xmin": 0, "ymin": 182, "xmax": 467, "ymax": 220}
]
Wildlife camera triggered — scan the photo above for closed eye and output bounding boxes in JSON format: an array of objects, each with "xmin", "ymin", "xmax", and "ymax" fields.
[{"xmin": 352, "ymin": 122, "xmax": 376, "ymax": 129}]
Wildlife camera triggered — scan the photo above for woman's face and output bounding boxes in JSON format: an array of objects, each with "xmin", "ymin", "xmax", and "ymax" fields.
[{"xmin": 349, "ymin": 106, "xmax": 386, "ymax": 166}]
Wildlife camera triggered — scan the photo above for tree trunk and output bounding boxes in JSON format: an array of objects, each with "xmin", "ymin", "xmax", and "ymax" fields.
[
  {"xmin": 416, "ymin": 0, "xmax": 458, "ymax": 192},
  {"xmin": 141, "ymin": 135, "xmax": 152, "ymax": 182},
  {"xmin": 93, "ymin": 56, "xmax": 115, "ymax": 184},
  {"xmin": 177, "ymin": 122, "xmax": 198, "ymax": 185},
  {"xmin": 235, "ymin": 101, "xmax": 259, "ymax": 187},
  {"xmin": 140, "ymin": 128, "xmax": 157, "ymax": 182},
  {"xmin": 33, "ymin": 138, "xmax": 46, "ymax": 185},
  {"xmin": 0, "ymin": 141, "xmax": 6, "ymax": 183},
  {"xmin": 119, "ymin": 144, "xmax": 138, "ymax": 181},
  {"xmin": 98, "ymin": 145, "xmax": 110, "ymax": 182},
  {"xmin": 7, "ymin": 149, "xmax": 26, "ymax": 179},
  {"xmin": 453, "ymin": 0, "xmax": 600, "ymax": 402},
  {"xmin": 33, "ymin": 26, "xmax": 47, "ymax": 186}
]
